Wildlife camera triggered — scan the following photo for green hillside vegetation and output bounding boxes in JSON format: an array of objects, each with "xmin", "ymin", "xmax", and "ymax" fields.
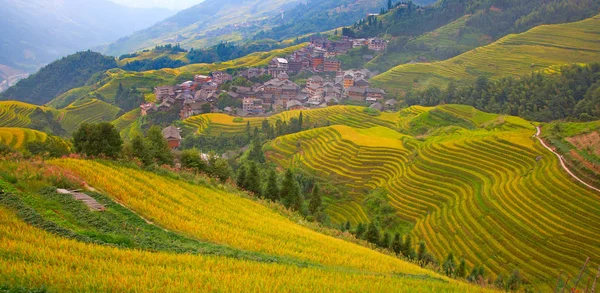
[
  {"xmin": 0, "ymin": 52, "xmax": 117, "ymax": 105},
  {"xmin": 372, "ymin": 15, "xmax": 600, "ymax": 94},
  {"xmin": 265, "ymin": 104, "xmax": 600, "ymax": 290},
  {"xmin": 542, "ymin": 120, "xmax": 600, "ymax": 188}
]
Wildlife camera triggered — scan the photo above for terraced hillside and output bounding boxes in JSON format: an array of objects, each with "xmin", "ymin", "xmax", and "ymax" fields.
[
  {"xmin": 266, "ymin": 104, "xmax": 600, "ymax": 290},
  {"xmin": 0, "ymin": 100, "xmax": 121, "ymax": 136},
  {"xmin": 372, "ymin": 15, "xmax": 600, "ymax": 94},
  {"xmin": 0, "ymin": 158, "xmax": 492, "ymax": 292},
  {"xmin": 0, "ymin": 127, "xmax": 48, "ymax": 149},
  {"xmin": 185, "ymin": 105, "xmax": 400, "ymax": 136}
]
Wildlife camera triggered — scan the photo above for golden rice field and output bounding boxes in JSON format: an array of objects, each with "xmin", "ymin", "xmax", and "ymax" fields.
[
  {"xmin": 184, "ymin": 105, "xmax": 400, "ymax": 136},
  {"xmin": 266, "ymin": 104, "xmax": 600, "ymax": 290},
  {"xmin": 372, "ymin": 15, "xmax": 600, "ymax": 94},
  {"xmin": 0, "ymin": 127, "xmax": 47, "ymax": 149},
  {"xmin": 0, "ymin": 205, "xmax": 494, "ymax": 292}
]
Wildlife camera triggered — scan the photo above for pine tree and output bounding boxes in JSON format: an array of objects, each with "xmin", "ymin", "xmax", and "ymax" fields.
[
  {"xmin": 236, "ymin": 165, "xmax": 247, "ymax": 188},
  {"xmin": 417, "ymin": 241, "xmax": 426, "ymax": 261},
  {"xmin": 355, "ymin": 223, "xmax": 366, "ymax": 238},
  {"xmin": 365, "ymin": 222, "xmax": 380, "ymax": 245},
  {"xmin": 401, "ymin": 234, "xmax": 413, "ymax": 258},
  {"xmin": 391, "ymin": 232, "xmax": 402, "ymax": 255},
  {"xmin": 380, "ymin": 232, "xmax": 391, "ymax": 248},
  {"xmin": 264, "ymin": 169, "xmax": 280, "ymax": 201},
  {"xmin": 244, "ymin": 161, "xmax": 262, "ymax": 196},
  {"xmin": 443, "ymin": 252, "xmax": 456, "ymax": 277},
  {"xmin": 249, "ymin": 139, "xmax": 265, "ymax": 163},
  {"xmin": 280, "ymin": 169, "xmax": 303, "ymax": 211},
  {"xmin": 308, "ymin": 184, "xmax": 322, "ymax": 215},
  {"xmin": 388, "ymin": 0, "xmax": 392, "ymax": 10},
  {"xmin": 298, "ymin": 111, "xmax": 303, "ymax": 131},
  {"xmin": 457, "ymin": 258, "xmax": 467, "ymax": 278},
  {"xmin": 345, "ymin": 221, "xmax": 351, "ymax": 231}
]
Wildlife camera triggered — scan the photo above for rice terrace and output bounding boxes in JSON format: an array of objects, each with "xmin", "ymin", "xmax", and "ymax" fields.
[{"xmin": 1, "ymin": 0, "xmax": 600, "ymax": 292}]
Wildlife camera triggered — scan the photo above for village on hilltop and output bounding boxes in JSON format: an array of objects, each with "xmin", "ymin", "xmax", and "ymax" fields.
[{"xmin": 142, "ymin": 36, "xmax": 397, "ymax": 120}]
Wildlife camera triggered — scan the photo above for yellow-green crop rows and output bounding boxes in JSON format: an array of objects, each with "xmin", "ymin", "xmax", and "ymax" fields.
[
  {"xmin": 0, "ymin": 127, "xmax": 48, "ymax": 149},
  {"xmin": 24, "ymin": 159, "xmax": 495, "ymax": 292},
  {"xmin": 184, "ymin": 106, "xmax": 400, "ymax": 136},
  {"xmin": 59, "ymin": 99, "xmax": 122, "ymax": 133},
  {"xmin": 0, "ymin": 101, "xmax": 51, "ymax": 128},
  {"xmin": 267, "ymin": 105, "xmax": 600, "ymax": 290},
  {"xmin": 372, "ymin": 15, "xmax": 600, "ymax": 94}
]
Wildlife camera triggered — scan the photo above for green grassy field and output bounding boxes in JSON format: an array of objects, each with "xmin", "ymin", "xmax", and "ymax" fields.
[
  {"xmin": 372, "ymin": 15, "xmax": 600, "ymax": 94},
  {"xmin": 266, "ymin": 104, "xmax": 600, "ymax": 290}
]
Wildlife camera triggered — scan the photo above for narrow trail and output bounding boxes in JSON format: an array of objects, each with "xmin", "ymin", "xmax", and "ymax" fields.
[{"xmin": 534, "ymin": 126, "xmax": 600, "ymax": 193}]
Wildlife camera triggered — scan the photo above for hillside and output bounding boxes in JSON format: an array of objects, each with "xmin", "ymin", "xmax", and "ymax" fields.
[
  {"xmin": 265, "ymin": 104, "xmax": 600, "ymax": 290},
  {"xmin": 372, "ymin": 15, "xmax": 600, "ymax": 94},
  {"xmin": 0, "ymin": 100, "xmax": 121, "ymax": 136},
  {"xmin": 0, "ymin": 159, "xmax": 492, "ymax": 292},
  {"xmin": 0, "ymin": 0, "xmax": 173, "ymax": 82},
  {"xmin": 102, "ymin": 0, "xmax": 303, "ymax": 56}
]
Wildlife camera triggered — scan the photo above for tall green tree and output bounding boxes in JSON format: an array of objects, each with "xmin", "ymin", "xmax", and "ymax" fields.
[
  {"xmin": 131, "ymin": 134, "xmax": 152, "ymax": 166},
  {"xmin": 457, "ymin": 258, "xmax": 467, "ymax": 278},
  {"xmin": 146, "ymin": 126, "xmax": 173, "ymax": 165},
  {"xmin": 443, "ymin": 252, "xmax": 456, "ymax": 277},
  {"xmin": 73, "ymin": 123, "xmax": 122, "ymax": 158},
  {"xmin": 236, "ymin": 165, "xmax": 247, "ymax": 188},
  {"xmin": 264, "ymin": 169, "xmax": 280, "ymax": 201},
  {"xmin": 401, "ymin": 234, "xmax": 414, "ymax": 259},
  {"xmin": 244, "ymin": 161, "xmax": 262, "ymax": 196},
  {"xmin": 355, "ymin": 223, "xmax": 366, "ymax": 239},
  {"xmin": 391, "ymin": 232, "xmax": 402, "ymax": 255},
  {"xmin": 280, "ymin": 169, "xmax": 303, "ymax": 212},
  {"xmin": 365, "ymin": 222, "xmax": 381, "ymax": 245},
  {"xmin": 380, "ymin": 232, "xmax": 391, "ymax": 248},
  {"xmin": 417, "ymin": 241, "xmax": 426, "ymax": 261},
  {"xmin": 308, "ymin": 184, "xmax": 322, "ymax": 215},
  {"xmin": 248, "ymin": 138, "xmax": 265, "ymax": 163}
]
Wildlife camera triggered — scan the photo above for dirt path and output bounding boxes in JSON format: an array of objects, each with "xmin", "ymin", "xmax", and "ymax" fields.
[{"xmin": 534, "ymin": 127, "xmax": 600, "ymax": 193}]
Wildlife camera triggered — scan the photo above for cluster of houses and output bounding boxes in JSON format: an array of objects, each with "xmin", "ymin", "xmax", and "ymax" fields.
[{"xmin": 142, "ymin": 36, "xmax": 395, "ymax": 118}]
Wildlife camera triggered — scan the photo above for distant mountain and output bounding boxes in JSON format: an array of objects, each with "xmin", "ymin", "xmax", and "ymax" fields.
[
  {"xmin": 102, "ymin": 0, "xmax": 302, "ymax": 57},
  {"xmin": 0, "ymin": 0, "xmax": 173, "ymax": 85}
]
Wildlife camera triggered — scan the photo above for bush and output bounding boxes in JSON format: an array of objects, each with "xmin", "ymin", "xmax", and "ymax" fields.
[
  {"xmin": 233, "ymin": 117, "xmax": 244, "ymax": 123},
  {"xmin": 363, "ymin": 108, "xmax": 381, "ymax": 116}
]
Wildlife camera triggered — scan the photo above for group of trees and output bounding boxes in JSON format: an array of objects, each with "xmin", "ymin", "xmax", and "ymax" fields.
[
  {"xmin": 405, "ymin": 63, "xmax": 600, "ymax": 122},
  {"xmin": 115, "ymin": 83, "xmax": 145, "ymax": 112},
  {"xmin": 180, "ymin": 149, "xmax": 233, "ymax": 182},
  {"xmin": 187, "ymin": 41, "xmax": 288, "ymax": 64}
]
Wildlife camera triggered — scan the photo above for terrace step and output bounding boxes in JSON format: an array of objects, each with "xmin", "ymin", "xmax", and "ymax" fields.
[{"xmin": 57, "ymin": 189, "xmax": 105, "ymax": 211}]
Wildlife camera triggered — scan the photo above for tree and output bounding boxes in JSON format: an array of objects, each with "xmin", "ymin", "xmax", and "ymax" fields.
[
  {"xmin": 244, "ymin": 161, "xmax": 262, "ymax": 196},
  {"xmin": 146, "ymin": 126, "xmax": 173, "ymax": 165},
  {"xmin": 308, "ymin": 184, "xmax": 322, "ymax": 215},
  {"xmin": 355, "ymin": 223, "xmax": 366, "ymax": 239},
  {"xmin": 417, "ymin": 241, "xmax": 426, "ymax": 261},
  {"xmin": 236, "ymin": 165, "xmax": 247, "ymax": 188},
  {"xmin": 345, "ymin": 221, "xmax": 351, "ymax": 231},
  {"xmin": 248, "ymin": 139, "xmax": 265, "ymax": 163},
  {"xmin": 208, "ymin": 155, "xmax": 233, "ymax": 182},
  {"xmin": 73, "ymin": 123, "xmax": 122, "ymax": 158},
  {"xmin": 443, "ymin": 252, "xmax": 456, "ymax": 277},
  {"xmin": 494, "ymin": 274, "xmax": 505, "ymax": 290},
  {"xmin": 388, "ymin": 0, "xmax": 392, "ymax": 10},
  {"xmin": 131, "ymin": 134, "xmax": 152, "ymax": 166},
  {"xmin": 391, "ymin": 232, "xmax": 402, "ymax": 255},
  {"xmin": 264, "ymin": 169, "xmax": 280, "ymax": 201},
  {"xmin": 380, "ymin": 232, "xmax": 391, "ymax": 248},
  {"xmin": 401, "ymin": 234, "xmax": 413, "ymax": 258},
  {"xmin": 457, "ymin": 258, "xmax": 467, "ymax": 278},
  {"xmin": 506, "ymin": 269, "xmax": 521, "ymax": 290},
  {"xmin": 365, "ymin": 222, "xmax": 381, "ymax": 245},
  {"xmin": 25, "ymin": 137, "xmax": 70, "ymax": 158},
  {"xmin": 280, "ymin": 169, "xmax": 303, "ymax": 212}
]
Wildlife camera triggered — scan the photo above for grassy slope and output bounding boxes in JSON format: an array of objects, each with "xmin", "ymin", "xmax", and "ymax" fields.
[
  {"xmin": 372, "ymin": 15, "xmax": 600, "ymax": 94},
  {"xmin": 0, "ymin": 159, "xmax": 494, "ymax": 292},
  {"xmin": 266, "ymin": 104, "xmax": 600, "ymax": 290}
]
